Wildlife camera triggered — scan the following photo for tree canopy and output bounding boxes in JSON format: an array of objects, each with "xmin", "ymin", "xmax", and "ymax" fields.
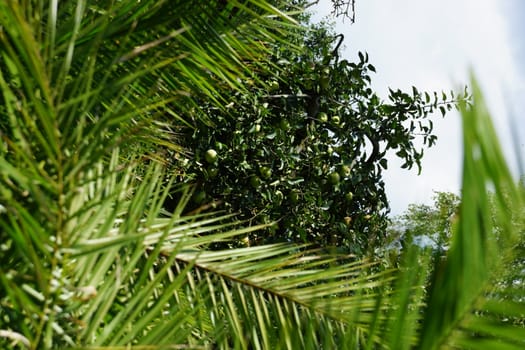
[{"xmin": 175, "ymin": 20, "xmax": 466, "ymax": 253}]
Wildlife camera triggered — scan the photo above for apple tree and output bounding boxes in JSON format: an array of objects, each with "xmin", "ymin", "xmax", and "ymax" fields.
[{"xmin": 173, "ymin": 22, "xmax": 466, "ymax": 253}]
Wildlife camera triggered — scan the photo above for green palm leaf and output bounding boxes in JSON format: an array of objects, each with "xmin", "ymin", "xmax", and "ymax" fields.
[
  {"xmin": 417, "ymin": 80, "xmax": 525, "ymax": 349},
  {"xmin": 0, "ymin": 1, "xmax": 309, "ymax": 348}
]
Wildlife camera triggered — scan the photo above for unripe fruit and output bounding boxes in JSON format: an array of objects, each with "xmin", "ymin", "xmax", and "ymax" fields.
[
  {"xmin": 340, "ymin": 165, "xmax": 351, "ymax": 177},
  {"xmin": 318, "ymin": 112, "xmax": 329, "ymax": 123},
  {"xmin": 331, "ymin": 115, "xmax": 341, "ymax": 125},
  {"xmin": 214, "ymin": 142, "xmax": 226, "ymax": 151},
  {"xmin": 320, "ymin": 68, "xmax": 330, "ymax": 90},
  {"xmin": 289, "ymin": 190, "xmax": 300, "ymax": 203},
  {"xmin": 345, "ymin": 192, "xmax": 354, "ymax": 202},
  {"xmin": 259, "ymin": 166, "xmax": 272, "ymax": 179},
  {"xmin": 204, "ymin": 149, "xmax": 218, "ymax": 163},
  {"xmin": 328, "ymin": 172, "xmax": 340, "ymax": 185},
  {"xmin": 250, "ymin": 176, "xmax": 262, "ymax": 188},
  {"xmin": 268, "ymin": 80, "xmax": 279, "ymax": 91},
  {"xmin": 279, "ymin": 119, "xmax": 290, "ymax": 131},
  {"xmin": 320, "ymin": 76, "xmax": 330, "ymax": 90}
]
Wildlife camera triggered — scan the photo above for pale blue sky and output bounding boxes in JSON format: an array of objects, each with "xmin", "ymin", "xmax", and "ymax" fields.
[{"xmin": 312, "ymin": 0, "xmax": 525, "ymax": 215}]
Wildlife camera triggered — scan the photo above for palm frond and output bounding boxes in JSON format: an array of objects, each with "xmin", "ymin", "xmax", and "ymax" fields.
[
  {"xmin": 417, "ymin": 78, "xmax": 525, "ymax": 349},
  {"xmin": 0, "ymin": 0, "xmax": 307, "ymax": 348}
]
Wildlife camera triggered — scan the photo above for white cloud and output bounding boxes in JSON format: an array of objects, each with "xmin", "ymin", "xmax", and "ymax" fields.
[{"xmin": 312, "ymin": 0, "xmax": 525, "ymax": 214}]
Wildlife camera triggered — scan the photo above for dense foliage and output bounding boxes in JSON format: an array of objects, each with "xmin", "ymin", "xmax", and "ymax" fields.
[{"xmin": 177, "ymin": 21, "xmax": 465, "ymax": 253}]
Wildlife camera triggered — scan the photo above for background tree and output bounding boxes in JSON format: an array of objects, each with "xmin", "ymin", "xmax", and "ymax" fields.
[
  {"xmin": 386, "ymin": 184, "xmax": 525, "ymax": 329},
  {"xmin": 176, "ymin": 20, "xmax": 465, "ymax": 253},
  {"xmin": 386, "ymin": 191, "xmax": 461, "ymax": 253}
]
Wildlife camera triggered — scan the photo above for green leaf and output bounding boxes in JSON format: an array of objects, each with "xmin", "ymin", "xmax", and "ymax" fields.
[{"xmin": 418, "ymin": 77, "xmax": 524, "ymax": 349}]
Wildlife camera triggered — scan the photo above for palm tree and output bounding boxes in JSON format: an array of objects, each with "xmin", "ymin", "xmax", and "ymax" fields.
[
  {"xmin": 0, "ymin": 1, "xmax": 376, "ymax": 348},
  {"xmin": 1, "ymin": 1, "xmax": 523, "ymax": 349}
]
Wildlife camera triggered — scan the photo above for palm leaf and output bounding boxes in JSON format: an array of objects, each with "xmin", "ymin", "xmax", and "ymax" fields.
[
  {"xmin": 416, "ymin": 79, "xmax": 525, "ymax": 349},
  {"xmin": 0, "ymin": 0, "xmax": 300, "ymax": 346}
]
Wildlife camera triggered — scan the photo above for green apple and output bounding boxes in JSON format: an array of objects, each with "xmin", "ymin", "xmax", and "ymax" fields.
[
  {"xmin": 289, "ymin": 190, "xmax": 300, "ymax": 203},
  {"xmin": 320, "ymin": 68, "xmax": 330, "ymax": 90},
  {"xmin": 279, "ymin": 119, "xmax": 290, "ymax": 131},
  {"xmin": 328, "ymin": 172, "xmax": 340, "ymax": 185},
  {"xmin": 268, "ymin": 80, "xmax": 279, "ymax": 91},
  {"xmin": 250, "ymin": 176, "xmax": 262, "ymax": 188},
  {"xmin": 204, "ymin": 149, "xmax": 218, "ymax": 163},
  {"xmin": 320, "ymin": 76, "xmax": 330, "ymax": 90},
  {"xmin": 317, "ymin": 112, "xmax": 329, "ymax": 123},
  {"xmin": 259, "ymin": 166, "xmax": 272, "ymax": 179},
  {"xmin": 340, "ymin": 165, "xmax": 351, "ymax": 177}
]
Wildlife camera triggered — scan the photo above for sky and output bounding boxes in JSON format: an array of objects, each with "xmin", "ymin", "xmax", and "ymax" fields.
[{"xmin": 311, "ymin": 0, "xmax": 525, "ymax": 215}]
